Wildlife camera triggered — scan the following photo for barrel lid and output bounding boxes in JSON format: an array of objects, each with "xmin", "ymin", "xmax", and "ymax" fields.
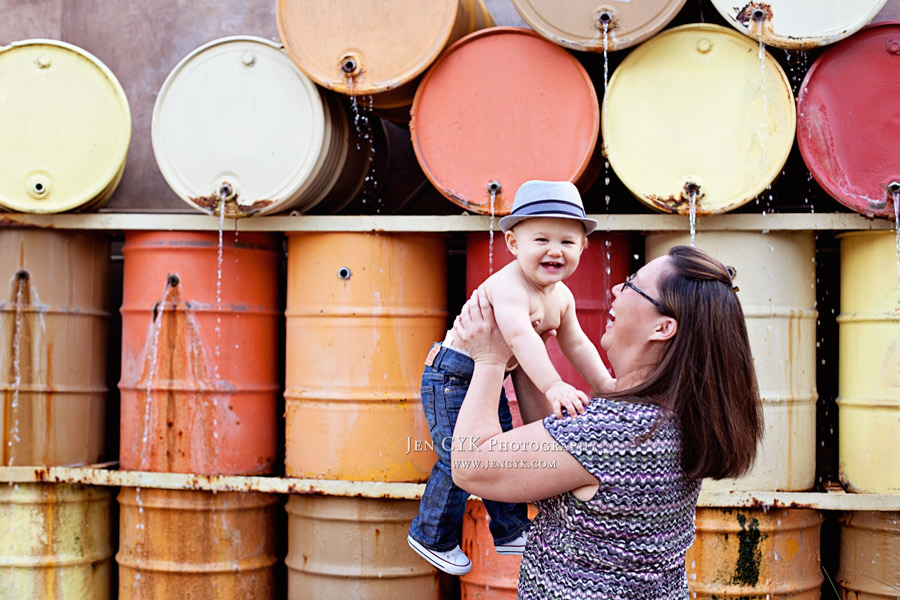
[
  {"xmin": 411, "ymin": 27, "xmax": 599, "ymax": 216},
  {"xmin": 511, "ymin": 0, "xmax": 687, "ymax": 51},
  {"xmin": 710, "ymin": 0, "xmax": 888, "ymax": 49},
  {"xmin": 0, "ymin": 39, "xmax": 131, "ymax": 213},
  {"xmin": 276, "ymin": 0, "xmax": 464, "ymax": 96},
  {"xmin": 603, "ymin": 24, "xmax": 795, "ymax": 215},
  {"xmin": 798, "ymin": 22, "xmax": 900, "ymax": 219},
  {"xmin": 152, "ymin": 36, "xmax": 329, "ymax": 216}
]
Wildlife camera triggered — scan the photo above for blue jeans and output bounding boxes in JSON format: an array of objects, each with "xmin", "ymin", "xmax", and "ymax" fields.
[{"xmin": 408, "ymin": 343, "xmax": 531, "ymax": 552}]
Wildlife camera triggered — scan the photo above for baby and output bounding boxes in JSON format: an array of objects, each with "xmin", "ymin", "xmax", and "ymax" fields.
[{"xmin": 408, "ymin": 180, "xmax": 614, "ymax": 576}]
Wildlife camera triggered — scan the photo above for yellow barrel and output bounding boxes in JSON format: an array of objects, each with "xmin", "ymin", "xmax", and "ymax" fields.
[
  {"xmin": 511, "ymin": 0, "xmax": 687, "ymax": 51},
  {"xmin": 117, "ymin": 488, "xmax": 277, "ymax": 599},
  {"xmin": 0, "ymin": 39, "xmax": 130, "ymax": 213},
  {"xmin": 838, "ymin": 511, "xmax": 900, "ymax": 599},
  {"xmin": 1, "ymin": 230, "xmax": 108, "ymax": 467},
  {"xmin": 603, "ymin": 24, "xmax": 795, "ymax": 215},
  {"xmin": 284, "ymin": 233, "xmax": 444, "ymax": 481},
  {"xmin": 152, "ymin": 36, "xmax": 373, "ymax": 217},
  {"xmin": 0, "ymin": 483, "xmax": 111, "ymax": 599},
  {"xmin": 647, "ymin": 232, "xmax": 817, "ymax": 491},
  {"xmin": 286, "ymin": 495, "xmax": 439, "ymax": 598},
  {"xmin": 276, "ymin": 0, "xmax": 494, "ymax": 121},
  {"xmin": 686, "ymin": 508, "xmax": 823, "ymax": 598},
  {"xmin": 837, "ymin": 231, "xmax": 900, "ymax": 493}
]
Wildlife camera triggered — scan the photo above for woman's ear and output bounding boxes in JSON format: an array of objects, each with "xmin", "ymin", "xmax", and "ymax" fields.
[
  {"xmin": 650, "ymin": 316, "xmax": 677, "ymax": 342},
  {"xmin": 505, "ymin": 230, "xmax": 518, "ymax": 255}
]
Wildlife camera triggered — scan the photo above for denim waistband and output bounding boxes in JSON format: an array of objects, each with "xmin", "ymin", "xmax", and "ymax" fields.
[{"xmin": 425, "ymin": 342, "xmax": 474, "ymax": 379}]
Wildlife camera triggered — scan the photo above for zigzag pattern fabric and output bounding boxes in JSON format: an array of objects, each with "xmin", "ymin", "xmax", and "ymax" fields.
[{"xmin": 518, "ymin": 398, "xmax": 701, "ymax": 599}]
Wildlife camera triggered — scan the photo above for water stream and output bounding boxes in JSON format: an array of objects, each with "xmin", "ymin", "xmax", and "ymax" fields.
[
  {"xmin": 488, "ymin": 188, "xmax": 497, "ymax": 275},
  {"xmin": 4, "ymin": 276, "xmax": 25, "ymax": 466},
  {"xmin": 893, "ymin": 191, "xmax": 900, "ymax": 331},
  {"xmin": 689, "ymin": 191, "xmax": 698, "ymax": 247}
]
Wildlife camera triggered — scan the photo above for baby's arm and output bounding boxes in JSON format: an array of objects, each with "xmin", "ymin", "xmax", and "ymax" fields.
[
  {"xmin": 554, "ymin": 289, "xmax": 615, "ymax": 396},
  {"xmin": 489, "ymin": 283, "xmax": 589, "ymax": 418}
]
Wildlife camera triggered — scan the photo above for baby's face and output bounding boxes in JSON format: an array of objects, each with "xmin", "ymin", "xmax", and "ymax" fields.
[{"xmin": 506, "ymin": 217, "xmax": 587, "ymax": 287}]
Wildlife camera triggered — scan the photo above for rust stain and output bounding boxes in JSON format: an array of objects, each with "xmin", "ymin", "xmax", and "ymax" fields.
[
  {"xmin": 189, "ymin": 193, "xmax": 273, "ymax": 217},
  {"xmin": 732, "ymin": 513, "xmax": 765, "ymax": 586},
  {"xmin": 734, "ymin": 3, "xmax": 774, "ymax": 26}
]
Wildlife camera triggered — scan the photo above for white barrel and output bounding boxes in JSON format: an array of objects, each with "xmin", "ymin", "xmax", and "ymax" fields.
[
  {"xmin": 152, "ymin": 36, "xmax": 371, "ymax": 217},
  {"xmin": 647, "ymin": 232, "xmax": 817, "ymax": 491}
]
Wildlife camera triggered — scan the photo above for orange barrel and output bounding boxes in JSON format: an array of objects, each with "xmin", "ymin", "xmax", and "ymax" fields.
[
  {"xmin": 284, "ymin": 232, "xmax": 444, "ymax": 481},
  {"xmin": 603, "ymin": 24, "xmax": 796, "ymax": 215},
  {"xmin": 117, "ymin": 488, "xmax": 277, "ymax": 599},
  {"xmin": 459, "ymin": 500, "xmax": 538, "ymax": 599},
  {"xmin": 286, "ymin": 495, "xmax": 439, "ymax": 598},
  {"xmin": 152, "ymin": 36, "xmax": 374, "ymax": 217},
  {"xmin": 511, "ymin": 0, "xmax": 687, "ymax": 51},
  {"xmin": 686, "ymin": 508, "xmax": 823, "ymax": 599},
  {"xmin": 837, "ymin": 231, "xmax": 900, "ymax": 493},
  {"xmin": 647, "ymin": 232, "xmax": 817, "ymax": 491},
  {"xmin": 0, "ymin": 483, "xmax": 111, "ymax": 599},
  {"xmin": 0, "ymin": 39, "xmax": 130, "ymax": 213},
  {"xmin": 465, "ymin": 231, "xmax": 629, "ymax": 395},
  {"xmin": 118, "ymin": 232, "xmax": 279, "ymax": 475},
  {"xmin": 838, "ymin": 511, "xmax": 900, "ymax": 599},
  {"xmin": 710, "ymin": 0, "xmax": 888, "ymax": 49},
  {"xmin": 276, "ymin": 0, "xmax": 494, "ymax": 122},
  {"xmin": 411, "ymin": 27, "xmax": 601, "ymax": 216},
  {"xmin": 1, "ymin": 229, "xmax": 108, "ymax": 467}
]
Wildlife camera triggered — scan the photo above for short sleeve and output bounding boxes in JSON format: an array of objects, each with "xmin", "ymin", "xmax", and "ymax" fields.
[{"xmin": 542, "ymin": 397, "xmax": 673, "ymax": 485}]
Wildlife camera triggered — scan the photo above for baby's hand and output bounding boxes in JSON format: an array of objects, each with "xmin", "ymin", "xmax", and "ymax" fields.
[{"xmin": 546, "ymin": 381, "xmax": 590, "ymax": 419}]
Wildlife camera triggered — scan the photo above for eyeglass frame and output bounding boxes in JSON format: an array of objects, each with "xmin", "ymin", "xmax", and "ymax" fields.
[{"xmin": 621, "ymin": 273, "xmax": 669, "ymax": 315}]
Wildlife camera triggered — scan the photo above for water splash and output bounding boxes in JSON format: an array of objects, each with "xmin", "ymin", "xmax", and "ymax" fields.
[
  {"xmin": 689, "ymin": 191, "xmax": 698, "ymax": 247},
  {"xmin": 488, "ymin": 185, "xmax": 498, "ymax": 275}
]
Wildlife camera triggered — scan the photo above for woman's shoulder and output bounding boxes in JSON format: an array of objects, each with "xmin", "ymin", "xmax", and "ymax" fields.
[{"xmin": 546, "ymin": 396, "xmax": 676, "ymax": 439}]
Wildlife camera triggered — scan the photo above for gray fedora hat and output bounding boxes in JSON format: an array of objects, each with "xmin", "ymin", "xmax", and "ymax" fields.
[{"xmin": 498, "ymin": 180, "xmax": 597, "ymax": 234}]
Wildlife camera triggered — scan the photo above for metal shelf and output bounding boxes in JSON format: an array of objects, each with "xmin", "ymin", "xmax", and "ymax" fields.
[
  {"xmin": 2, "ymin": 466, "xmax": 899, "ymax": 511},
  {"xmin": 0, "ymin": 211, "xmax": 895, "ymax": 232}
]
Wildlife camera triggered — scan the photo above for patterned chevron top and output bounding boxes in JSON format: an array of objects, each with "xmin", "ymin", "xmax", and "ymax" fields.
[{"xmin": 518, "ymin": 397, "xmax": 701, "ymax": 600}]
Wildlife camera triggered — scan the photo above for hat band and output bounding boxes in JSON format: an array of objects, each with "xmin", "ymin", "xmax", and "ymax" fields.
[{"xmin": 509, "ymin": 199, "xmax": 587, "ymax": 219}]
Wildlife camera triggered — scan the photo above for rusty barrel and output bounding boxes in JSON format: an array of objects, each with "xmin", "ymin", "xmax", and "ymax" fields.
[
  {"xmin": 686, "ymin": 508, "xmax": 823, "ymax": 598},
  {"xmin": 647, "ymin": 232, "xmax": 817, "ymax": 491},
  {"xmin": 604, "ymin": 24, "xmax": 795, "ymax": 215},
  {"xmin": 0, "ymin": 39, "xmax": 130, "ymax": 213},
  {"xmin": 0, "ymin": 483, "xmax": 111, "ymax": 599},
  {"xmin": 511, "ymin": 0, "xmax": 687, "ymax": 51},
  {"xmin": 286, "ymin": 495, "xmax": 439, "ymax": 598},
  {"xmin": 152, "ymin": 35, "xmax": 377, "ymax": 217},
  {"xmin": 710, "ymin": 0, "xmax": 888, "ymax": 49},
  {"xmin": 797, "ymin": 22, "xmax": 900, "ymax": 219},
  {"xmin": 837, "ymin": 231, "xmax": 900, "ymax": 493},
  {"xmin": 459, "ymin": 500, "xmax": 537, "ymax": 599},
  {"xmin": 117, "ymin": 488, "xmax": 277, "ymax": 599},
  {"xmin": 1, "ymin": 230, "xmax": 108, "ymax": 467},
  {"xmin": 118, "ymin": 232, "xmax": 279, "ymax": 475},
  {"xmin": 276, "ymin": 0, "xmax": 494, "ymax": 121},
  {"xmin": 411, "ymin": 27, "xmax": 601, "ymax": 215},
  {"xmin": 838, "ymin": 511, "xmax": 900, "ymax": 599},
  {"xmin": 465, "ymin": 231, "xmax": 629, "ymax": 395},
  {"xmin": 285, "ymin": 232, "xmax": 444, "ymax": 481}
]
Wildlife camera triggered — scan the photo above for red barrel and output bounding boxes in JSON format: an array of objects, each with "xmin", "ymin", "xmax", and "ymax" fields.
[
  {"xmin": 797, "ymin": 22, "xmax": 900, "ymax": 219},
  {"xmin": 411, "ymin": 27, "xmax": 601, "ymax": 215},
  {"xmin": 119, "ymin": 232, "xmax": 280, "ymax": 475},
  {"xmin": 465, "ymin": 232, "xmax": 629, "ymax": 394}
]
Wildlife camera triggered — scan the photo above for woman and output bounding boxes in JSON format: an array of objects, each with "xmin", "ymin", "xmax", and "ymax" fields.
[{"xmin": 450, "ymin": 245, "xmax": 762, "ymax": 599}]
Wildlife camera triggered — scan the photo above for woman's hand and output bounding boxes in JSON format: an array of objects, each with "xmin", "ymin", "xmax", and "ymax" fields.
[{"xmin": 453, "ymin": 287, "xmax": 513, "ymax": 366}]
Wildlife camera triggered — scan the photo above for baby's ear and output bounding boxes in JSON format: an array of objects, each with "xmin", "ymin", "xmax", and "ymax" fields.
[{"xmin": 504, "ymin": 230, "xmax": 518, "ymax": 254}]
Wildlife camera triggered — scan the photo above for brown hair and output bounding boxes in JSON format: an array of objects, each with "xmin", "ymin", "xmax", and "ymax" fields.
[{"xmin": 612, "ymin": 246, "xmax": 763, "ymax": 480}]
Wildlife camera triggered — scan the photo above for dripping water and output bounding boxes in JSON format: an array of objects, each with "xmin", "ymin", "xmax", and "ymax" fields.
[
  {"xmin": 488, "ymin": 187, "xmax": 497, "ymax": 275},
  {"xmin": 893, "ymin": 190, "xmax": 900, "ymax": 332},
  {"xmin": 5, "ymin": 274, "xmax": 26, "ymax": 466},
  {"xmin": 689, "ymin": 191, "xmax": 698, "ymax": 247}
]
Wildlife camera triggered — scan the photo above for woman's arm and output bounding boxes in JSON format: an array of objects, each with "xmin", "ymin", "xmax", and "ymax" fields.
[{"xmin": 450, "ymin": 289, "xmax": 597, "ymax": 503}]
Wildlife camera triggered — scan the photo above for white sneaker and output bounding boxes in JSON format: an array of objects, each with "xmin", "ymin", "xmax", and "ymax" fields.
[
  {"xmin": 495, "ymin": 531, "xmax": 528, "ymax": 555},
  {"xmin": 407, "ymin": 535, "xmax": 472, "ymax": 575}
]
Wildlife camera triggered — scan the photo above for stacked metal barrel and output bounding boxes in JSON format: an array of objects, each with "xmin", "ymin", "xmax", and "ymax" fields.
[{"xmin": 1, "ymin": 0, "xmax": 900, "ymax": 598}]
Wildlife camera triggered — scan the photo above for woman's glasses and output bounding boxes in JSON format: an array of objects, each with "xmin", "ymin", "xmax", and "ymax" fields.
[{"xmin": 621, "ymin": 273, "xmax": 668, "ymax": 314}]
